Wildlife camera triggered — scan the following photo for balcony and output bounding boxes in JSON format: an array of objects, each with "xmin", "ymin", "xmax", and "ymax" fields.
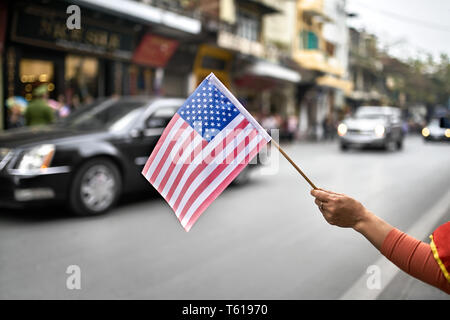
[
  {"xmin": 316, "ymin": 75, "xmax": 353, "ymax": 95},
  {"xmin": 294, "ymin": 49, "xmax": 327, "ymax": 72},
  {"xmin": 217, "ymin": 30, "xmax": 265, "ymax": 58},
  {"xmin": 298, "ymin": 0, "xmax": 333, "ymax": 23},
  {"xmin": 326, "ymin": 57, "xmax": 344, "ymax": 77}
]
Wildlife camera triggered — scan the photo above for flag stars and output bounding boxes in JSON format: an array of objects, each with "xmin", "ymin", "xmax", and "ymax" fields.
[{"xmin": 178, "ymin": 82, "xmax": 240, "ymax": 142}]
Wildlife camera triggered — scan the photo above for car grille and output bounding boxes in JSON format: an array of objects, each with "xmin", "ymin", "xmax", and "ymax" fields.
[{"xmin": 348, "ymin": 129, "xmax": 373, "ymax": 135}]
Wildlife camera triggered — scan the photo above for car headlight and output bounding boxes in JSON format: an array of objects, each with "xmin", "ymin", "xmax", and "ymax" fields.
[
  {"xmin": 445, "ymin": 129, "xmax": 450, "ymax": 138},
  {"xmin": 374, "ymin": 125, "xmax": 385, "ymax": 137},
  {"xmin": 337, "ymin": 123, "xmax": 347, "ymax": 136},
  {"xmin": 422, "ymin": 127, "xmax": 430, "ymax": 137},
  {"xmin": 17, "ymin": 144, "xmax": 55, "ymax": 172}
]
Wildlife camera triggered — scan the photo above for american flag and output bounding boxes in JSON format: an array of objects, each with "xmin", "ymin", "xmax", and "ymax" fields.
[{"xmin": 142, "ymin": 73, "xmax": 271, "ymax": 231}]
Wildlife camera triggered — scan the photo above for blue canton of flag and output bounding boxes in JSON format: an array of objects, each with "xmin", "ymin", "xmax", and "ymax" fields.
[{"xmin": 177, "ymin": 81, "xmax": 240, "ymax": 142}]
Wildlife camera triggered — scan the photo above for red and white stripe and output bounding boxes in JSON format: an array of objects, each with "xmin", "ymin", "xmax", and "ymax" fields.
[{"xmin": 142, "ymin": 113, "xmax": 268, "ymax": 231}]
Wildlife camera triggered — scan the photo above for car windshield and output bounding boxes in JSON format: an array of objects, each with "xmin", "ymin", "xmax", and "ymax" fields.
[
  {"xmin": 355, "ymin": 108, "xmax": 390, "ymax": 120},
  {"xmin": 428, "ymin": 119, "xmax": 440, "ymax": 127},
  {"xmin": 58, "ymin": 98, "xmax": 147, "ymax": 131}
]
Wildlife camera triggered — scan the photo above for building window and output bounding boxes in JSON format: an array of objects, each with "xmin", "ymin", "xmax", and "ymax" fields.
[
  {"xmin": 19, "ymin": 59, "xmax": 55, "ymax": 101},
  {"xmin": 300, "ymin": 30, "xmax": 319, "ymax": 50},
  {"xmin": 65, "ymin": 55, "xmax": 99, "ymax": 104},
  {"xmin": 236, "ymin": 10, "xmax": 260, "ymax": 42},
  {"xmin": 325, "ymin": 41, "xmax": 335, "ymax": 57}
]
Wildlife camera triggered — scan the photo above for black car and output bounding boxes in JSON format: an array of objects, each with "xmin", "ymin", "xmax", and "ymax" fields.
[{"xmin": 0, "ymin": 97, "xmax": 256, "ymax": 215}]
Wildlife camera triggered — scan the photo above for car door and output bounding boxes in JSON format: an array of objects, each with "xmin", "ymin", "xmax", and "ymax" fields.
[{"xmin": 124, "ymin": 102, "xmax": 180, "ymax": 192}]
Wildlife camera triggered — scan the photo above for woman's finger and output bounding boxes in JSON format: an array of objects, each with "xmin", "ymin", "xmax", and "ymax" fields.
[
  {"xmin": 319, "ymin": 188, "xmax": 343, "ymax": 196},
  {"xmin": 311, "ymin": 189, "xmax": 332, "ymax": 202}
]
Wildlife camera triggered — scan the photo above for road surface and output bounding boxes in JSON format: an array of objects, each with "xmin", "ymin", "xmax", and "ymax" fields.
[{"xmin": 0, "ymin": 136, "xmax": 449, "ymax": 299}]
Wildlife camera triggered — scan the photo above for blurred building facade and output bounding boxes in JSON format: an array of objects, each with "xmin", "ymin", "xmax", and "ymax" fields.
[
  {"xmin": 2, "ymin": 0, "xmax": 409, "ymax": 137},
  {"xmin": 1, "ymin": 0, "xmax": 350, "ymax": 135},
  {"xmin": 293, "ymin": 0, "xmax": 352, "ymax": 139},
  {"xmin": 1, "ymin": 0, "xmax": 203, "ymax": 129},
  {"xmin": 346, "ymin": 27, "xmax": 387, "ymax": 110},
  {"xmin": 193, "ymin": 0, "xmax": 301, "ymax": 126}
]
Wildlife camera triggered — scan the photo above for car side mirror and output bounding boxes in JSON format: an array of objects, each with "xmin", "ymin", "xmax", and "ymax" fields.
[
  {"xmin": 439, "ymin": 117, "xmax": 450, "ymax": 128},
  {"xmin": 130, "ymin": 128, "xmax": 144, "ymax": 138},
  {"xmin": 145, "ymin": 117, "xmax": 168, "ymax": 129}
]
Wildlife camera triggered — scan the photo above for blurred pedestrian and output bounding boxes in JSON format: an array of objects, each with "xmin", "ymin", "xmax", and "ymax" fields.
[
  {"xmin": 287, "ymin": 115, "xmax": 298, "ymax": 142},
  {"xmin": 5, "ymin": 96, "xmax": 26, "ymax": 129},
  {"xmin": 322, "ymin": 116, "xmax": 334, "ymax": 141},
  {"xmin": 24, "ymin": 85, "xmax": 55, "ymax": 126},
  {"xmin": 310, "ymin": 188, "xmax": 450, "ymax": 294},
  {"xmin": 57, "ymin": 94, "xmax": 71, "ymax": 118},
  {"xmin": 70, "ymin": 94, "xmax": 81, "ymax": 112}
]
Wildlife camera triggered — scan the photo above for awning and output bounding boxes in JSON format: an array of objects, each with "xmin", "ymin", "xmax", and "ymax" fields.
[
  {"xmin": 239, "ymin": 0, "xmax": 280, "ymax": 15},
  {"xmin": 70, "ymin": 0, "xmax": 201, "ymax": 34},
  {"xmin": 246, "ymin": 61, "xmax": 302, "ymax": 83},
  {"xmin": 316, "ymin": 75, "xmax": 353, "ymax": 94}
]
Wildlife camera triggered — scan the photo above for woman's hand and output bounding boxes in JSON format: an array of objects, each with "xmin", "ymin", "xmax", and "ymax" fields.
[
  {"xmin": 310, "ymin": 188, "xmax": 394, "ymax": 249},
  {"xmin": 310, "ymin": 189, "xmax": 370, "ymax": 229}
]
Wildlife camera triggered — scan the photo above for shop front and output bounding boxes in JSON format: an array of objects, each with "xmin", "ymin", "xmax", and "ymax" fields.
[
  {"xmin": 5, "ymin": 1, "xmax": 139, "ymax": 104},
  {"xmin": 3, "ymin": 0, "xmax": 192, "ymax": 128}
]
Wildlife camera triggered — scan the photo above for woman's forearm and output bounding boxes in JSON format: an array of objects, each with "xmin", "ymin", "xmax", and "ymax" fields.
[{"xmin": 353, "ymin": 210, "xmax": 394, "ymax": 250}]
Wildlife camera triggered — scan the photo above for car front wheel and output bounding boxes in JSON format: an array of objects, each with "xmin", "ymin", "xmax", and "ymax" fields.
[{"xmin": 69, "ymin": 158, "xmax": 121, "ymax": 216}]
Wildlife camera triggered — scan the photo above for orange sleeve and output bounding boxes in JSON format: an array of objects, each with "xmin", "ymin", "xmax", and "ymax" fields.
[{"xmin": 380, "ymin": 228, "xmax": 450, "ymax": 294}]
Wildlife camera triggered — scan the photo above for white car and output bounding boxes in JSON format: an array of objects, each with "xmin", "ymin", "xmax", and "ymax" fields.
[
  {"xmin": 337, "ymin": 106, "xmax": 404, "ymax": 151},
  {"xmin": 422, "ymin": 118, "xmax": 450, "ymax": 141}
]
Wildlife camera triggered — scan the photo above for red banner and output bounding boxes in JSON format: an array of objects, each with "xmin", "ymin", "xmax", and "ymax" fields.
[{"xmin": 132, "ymin": 34, "xmax": 179, "ymax": 68}]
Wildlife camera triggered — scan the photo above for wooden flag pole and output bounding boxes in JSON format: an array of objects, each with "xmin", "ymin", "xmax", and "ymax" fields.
[{"xmin": 270, "ymin": 139, "xmax": 318, "ymax": 190}]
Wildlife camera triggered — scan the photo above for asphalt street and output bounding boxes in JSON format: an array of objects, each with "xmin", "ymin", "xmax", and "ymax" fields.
[{"xmin": 0, "ymin": 136, "xmax": 449, "ymax": 299}]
